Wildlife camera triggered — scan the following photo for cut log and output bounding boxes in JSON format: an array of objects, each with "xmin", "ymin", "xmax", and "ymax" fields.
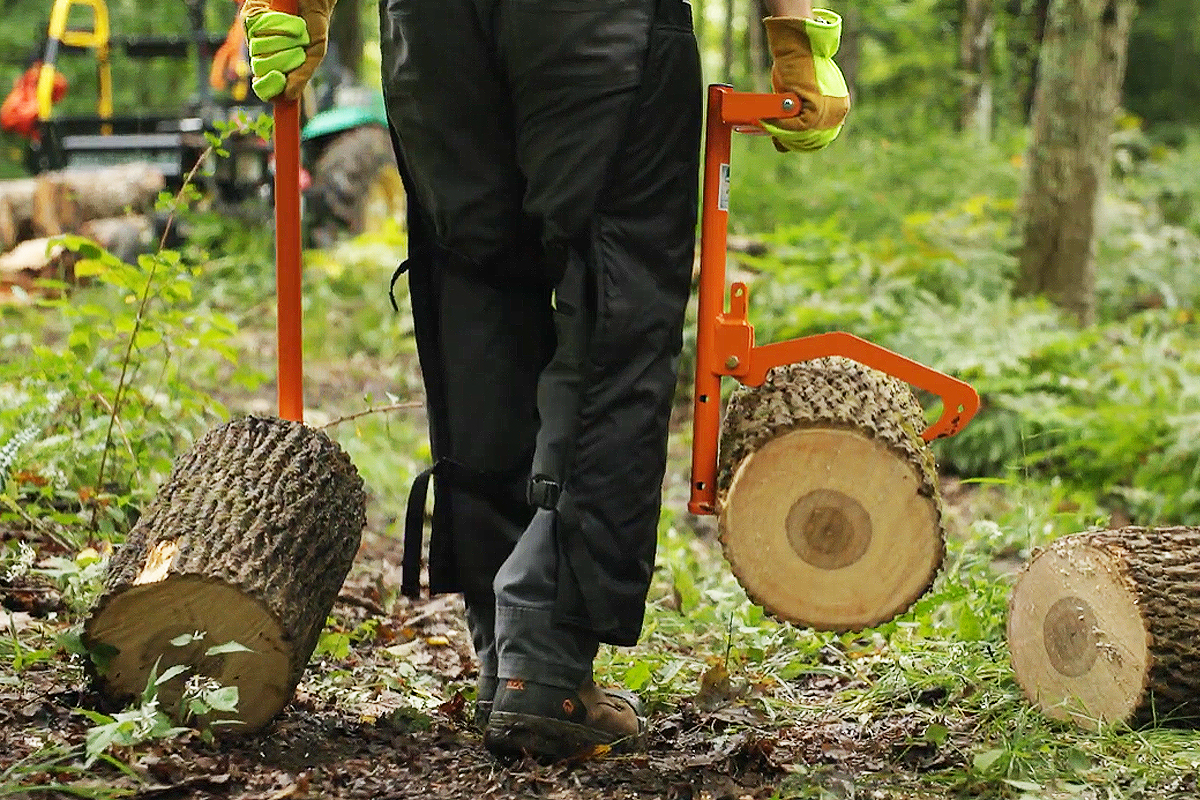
[
  {"xmin": 1008, "ymin": 526, "xmax": 1200, "ymax": 730},
  {"xmin": 0, "ymin": 237, "xmax": 79, "ymax": 300},
  {"xmin": 0, "ymin": 164, "xmax": 164, "ymax": 240},
  {"xmin": 32, "ymin": 174, "xmax": 83, "ymax": 236},
  {"xmin": 0, "ymin": 178, "xmax": 38, "ymax": 241},
  {"xmin": 717, "ymin": 357, "xmax": 943, "ymax": 632},
  {"xmin": 83, "ymin": 416, "xmax": 366, "ymax": 732},
  {"xmin": 39, "ymin": 163, "xmax": 165, "ymax": 224},
  {"xmin": 81, "ymin": 215, "xmax": 155, "ymax": 262},
  {"xmin": 0, "ymin": 197, "xmax": 16, "ymax": 252}
]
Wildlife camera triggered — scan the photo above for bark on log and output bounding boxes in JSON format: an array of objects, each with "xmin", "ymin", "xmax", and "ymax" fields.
[
  {"xmin": 81, "ymin": 215, "xmax": 155, "ymax": 261},
  {"xmin": 83, "ymin": 416, "xmax": 366, "ymax": 732},
  {"xmin": 0, "ymin": 197, "xmax": 16, "ymax": 252},
  {"xmin": 0, "ymin": 178, "xmax": 38, "ymax": 241},
  {"xmin": 40, "ymin": 163, "xmax": 166, "ymax": 224},
  {"xmin": 0, "ymin": 238, "xmax": 79, "ymax": 300},
  {"xmin": 0, "ymin": 164, "xmax": 164, "ymax": 240},
  {"xmin": 1008, "ymin": 526, "xmax": 1200, "ymax": 730},
  {"xmin": 32, "ymin": 175, "xmax": 83, "ymax": 236},
  {"xmin": 717, "ymin": 357, "xmax": 944, "ymax": 632}
]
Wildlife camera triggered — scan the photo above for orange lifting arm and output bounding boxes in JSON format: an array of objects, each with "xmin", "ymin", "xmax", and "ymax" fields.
[{"xmin": 688, "ymin": 85, "xmax": 980, "ymax": 516}]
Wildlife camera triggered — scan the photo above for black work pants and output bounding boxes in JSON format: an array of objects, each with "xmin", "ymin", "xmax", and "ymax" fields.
[{"xmin": 381, "ymin": 0, "xmax": 701, "ymax": 688}]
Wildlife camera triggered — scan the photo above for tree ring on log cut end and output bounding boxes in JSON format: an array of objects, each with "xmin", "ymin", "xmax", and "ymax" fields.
[
  {"xmin": 1044, "ymin": 595, "xmax": 1100, "ymax": 677},
  {"xmin": 87, "ymin": 576, "xmax": 291, "ymax": 731},
  {"xmin": 719, "ymin": 426, "xmax": 941, "ymax": 631},
  {"xmin": 786, "ymin": 489, "xmax": 872, "ymax": 570},
  {"xmin": 1008, "ymin": 537, "xmax": 1149, "ymax": 729}
]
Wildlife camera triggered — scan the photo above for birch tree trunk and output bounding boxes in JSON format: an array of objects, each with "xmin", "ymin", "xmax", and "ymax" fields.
[
  {"xmin": 1016, "ymin": 0, "xmax": 1135, "ymax": 326},
  {"xmin": 959, "ymin": 0, "xmax": 994, "ymax": 140}
]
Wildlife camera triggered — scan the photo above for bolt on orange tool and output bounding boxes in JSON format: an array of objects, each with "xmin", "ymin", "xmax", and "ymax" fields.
[{"xmin": 689, "ymin": 85, "xmax": 980, "ymax": 516}]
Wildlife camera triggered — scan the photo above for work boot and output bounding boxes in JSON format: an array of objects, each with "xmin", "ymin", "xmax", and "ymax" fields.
[
  {"xmin": 474, "ymin": 675, "xmax": 498, "ymax": 730},
  {"xmin": 483, "ymin": 678, "xmax": 646, "ymax": 760}
]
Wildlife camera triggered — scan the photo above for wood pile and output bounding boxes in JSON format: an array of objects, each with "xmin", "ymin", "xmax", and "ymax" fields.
[{"xmin": 0, "ymin": 163, "xmax": 164, "ymax": 301}]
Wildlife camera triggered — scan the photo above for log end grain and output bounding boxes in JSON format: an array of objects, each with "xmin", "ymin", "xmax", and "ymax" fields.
[
  {"xmin": 717, "ymin": 359, "xmax": 944, "ymax": 632},
  {"xmin": 1008, "ymin": 535, "xmax": 1150, "ymax": 730}
]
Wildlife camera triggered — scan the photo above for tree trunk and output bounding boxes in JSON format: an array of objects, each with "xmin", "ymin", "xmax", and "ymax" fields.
[
  {"xmin": 84, "ymin": 417, "xmax": 366, "ymax": 732},
  {"xmin": 326, "ymin": 0, "xmax": 364, "ymax": 81},
  {"xmin": 723, "ymin": 0, "xmax": 736, "ymax": 83},
  {"xmin": 717, "ymin": 358, "xmax": 944, "ymax": 632},
  {"xmin": 1009, "ymin": 527, "xmax": 1200, "ymax": 730},
  {"xmin": 838, "ymin": 4, "xmax": 861, "ymax": 101},
  {"xmin": 747, "ymin": 0, "xmax": 767, "ymax": 91},
  {"xmin": 959, "ymin": 0, "xmax": 994, "ymax": 140},
  {"xmin": 1016, "ymin": 0, "xmax": 1135, "ymax": 326}
]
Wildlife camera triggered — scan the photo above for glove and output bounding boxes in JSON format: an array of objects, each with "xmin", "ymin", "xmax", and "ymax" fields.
[
  {"xmin": 241, "ymin": 0, "xmax": 336, "ymax": 102},
  {"xmin": 760, "ymin": 9, "xmax": 849, "ymax": 153}
]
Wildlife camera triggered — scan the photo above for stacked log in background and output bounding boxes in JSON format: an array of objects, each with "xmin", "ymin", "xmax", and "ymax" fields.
[{"xmin": 0, "ymin": 163, "xmax": 164, "ymax": 300}]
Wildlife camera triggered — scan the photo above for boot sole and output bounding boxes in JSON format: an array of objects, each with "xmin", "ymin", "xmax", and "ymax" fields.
[{"xmin": 484, "ymin": 710, "xmax": 645, "ymax": 761}]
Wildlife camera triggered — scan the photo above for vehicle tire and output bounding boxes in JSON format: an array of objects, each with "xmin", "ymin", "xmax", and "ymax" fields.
[{"xmin": 308, "ymin": 124, "xmax": 404, "ymax": 246}]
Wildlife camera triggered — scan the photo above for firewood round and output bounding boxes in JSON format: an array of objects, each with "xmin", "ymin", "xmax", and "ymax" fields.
[
  {"xmin": 1009, "ymin": 527, "xmax": 1200, "ymax": 730},
  {"xmin": 717, "ymin": 358, "xmax": 944, "ymax": 632},
  {"xmin": 84, "ymin": 416, "xmax": 366, "ymax": 732}
]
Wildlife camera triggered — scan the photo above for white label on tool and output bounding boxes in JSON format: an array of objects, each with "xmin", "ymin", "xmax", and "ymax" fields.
[{"xmin": 718, "ymin": 163, "xmax": 730, "ymax": 211}]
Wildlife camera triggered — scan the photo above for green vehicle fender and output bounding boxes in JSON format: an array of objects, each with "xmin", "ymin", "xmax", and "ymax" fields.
[{"xmin": 301, "ymin": 96, "xmax": 389, "ymax": 142}]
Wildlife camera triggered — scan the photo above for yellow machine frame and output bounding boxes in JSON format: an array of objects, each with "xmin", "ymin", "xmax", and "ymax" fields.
[{"xmin": 37, "ymin": 0, "xmax": 113, "ymax": 123}]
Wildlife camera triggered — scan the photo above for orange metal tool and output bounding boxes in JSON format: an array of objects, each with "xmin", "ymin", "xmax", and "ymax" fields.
[
  {"xmin": 272, "ymin": 0, "xmax": 304, "ymax": 422},
  {"xmin": 688, "ymin": 85, "xmax": 980, "ymax": 516}
]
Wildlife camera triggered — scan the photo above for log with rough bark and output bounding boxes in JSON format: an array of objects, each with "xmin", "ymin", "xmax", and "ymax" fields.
[
  {"xmin": 1008, "ymin": 527, "xmax": 1200, "ymax": 730},
  {"xmin": 0, "ymin": 237, "xmax": 79, "ymax": 300},
  {"xmin": 0, "ymin": 164, "xmax": 165, "ymax": 240},
  {"xmin": 83, "ymin": 416, "xmax": 366, "ymax": 732},
  {"xmin": 717, "ymin": 357, "xmax": 944, "ymax": 632}
]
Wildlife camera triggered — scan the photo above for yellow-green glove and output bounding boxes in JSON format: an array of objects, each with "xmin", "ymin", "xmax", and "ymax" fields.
[
  {"xmin": 761, "ymin": 10, "xmax": 850, "ymax": 153},
  {"xmin": 242, "ymin": 0, "xmax": 336, "ymax": 102}
]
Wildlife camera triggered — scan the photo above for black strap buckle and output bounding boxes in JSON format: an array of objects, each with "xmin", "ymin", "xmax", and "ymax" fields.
[{"xmin": 527, "ymin": 475, "xmax": 562, "ymax": 510}]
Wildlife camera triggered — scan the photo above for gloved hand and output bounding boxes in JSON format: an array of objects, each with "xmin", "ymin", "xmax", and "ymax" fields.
[
  {"xmin": 241, "ymin": 0, "xmax": 336, "ymax": 102},
  {"xmin": 760, "ymin": 9, "xmax": 849, "ymax": 153}
]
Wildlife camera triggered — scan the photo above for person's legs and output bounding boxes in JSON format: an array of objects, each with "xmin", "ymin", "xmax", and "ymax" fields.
[
  {"xmin": 487, "ymin": 0, "xmax": 703, "ymax": 755},
  {"xmin": 380, "ymin": 0, "xmax": 555, "ymax": 711}
]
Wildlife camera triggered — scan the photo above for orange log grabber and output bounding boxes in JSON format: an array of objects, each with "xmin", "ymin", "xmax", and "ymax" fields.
[
  {"xmin": 272, "ymin": 0, "xmax": 304, "ymax": 423},
  {"xmin": 688, "ymin": 85, "xmax": 981, "ymax": 516}
]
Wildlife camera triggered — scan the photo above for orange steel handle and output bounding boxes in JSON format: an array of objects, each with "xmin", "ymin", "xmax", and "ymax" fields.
[
  {"xmin": 272, "ymin": 0, "xmax": 303, "ymax": 422},
  {"xmin": 688, "ymin": 85, "xmax": 980, "ymax": 516}
]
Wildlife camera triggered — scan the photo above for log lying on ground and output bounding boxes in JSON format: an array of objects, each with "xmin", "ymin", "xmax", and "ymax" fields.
[
  {"xmin": 83, "ymin": 416, "xmax": 366, "ymax": 732},
  {"xmin": 717, "ymin": 357, "xmax": 944, "ymax": 631},
  {"xmin": 0, "ymin": 238, "xmax": 79, "ymax": 299},
  {"xmin": 1008, "ymin": 527, "xmax": 1200, "ymax": 730},
  {"xmin": 0, "ymin": 164, "xmax": 164, "ymax": 240}
]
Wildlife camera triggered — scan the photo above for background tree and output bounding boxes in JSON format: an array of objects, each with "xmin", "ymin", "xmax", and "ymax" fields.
[
  {"xmin": 959, "ymin": 0, "xmax": 994, "ymax": 140},
  {"xmin": 1016, "ymin": 0, "xmax": 1135, "ymax": 325}
]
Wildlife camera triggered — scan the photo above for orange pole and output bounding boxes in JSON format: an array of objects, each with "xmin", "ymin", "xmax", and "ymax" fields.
[
  {"xmin": 689, "ymin": 85, "xmax": 733, "ymax": 516},
  {"xmin": 272, "ymin": 0, "xmax": 303, "ymax": 422}
]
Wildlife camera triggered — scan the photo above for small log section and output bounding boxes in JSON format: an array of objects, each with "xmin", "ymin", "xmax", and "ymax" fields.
[
  {"xmin": 1008, "ymin": 527, "xmax": 1200, "ymax": 730},
  {"xmin": 717, "ymin": 357, "xmax": 944, "ymax": 632},
  {"xmin": 84, "ymin": 416, "xmax": 366, "ymax": 732}
]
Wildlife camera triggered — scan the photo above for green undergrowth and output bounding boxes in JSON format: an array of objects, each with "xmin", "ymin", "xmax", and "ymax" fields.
[{"xmin": 3, "ymin": 113, "xmax": 1200, "ymax": 797}]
